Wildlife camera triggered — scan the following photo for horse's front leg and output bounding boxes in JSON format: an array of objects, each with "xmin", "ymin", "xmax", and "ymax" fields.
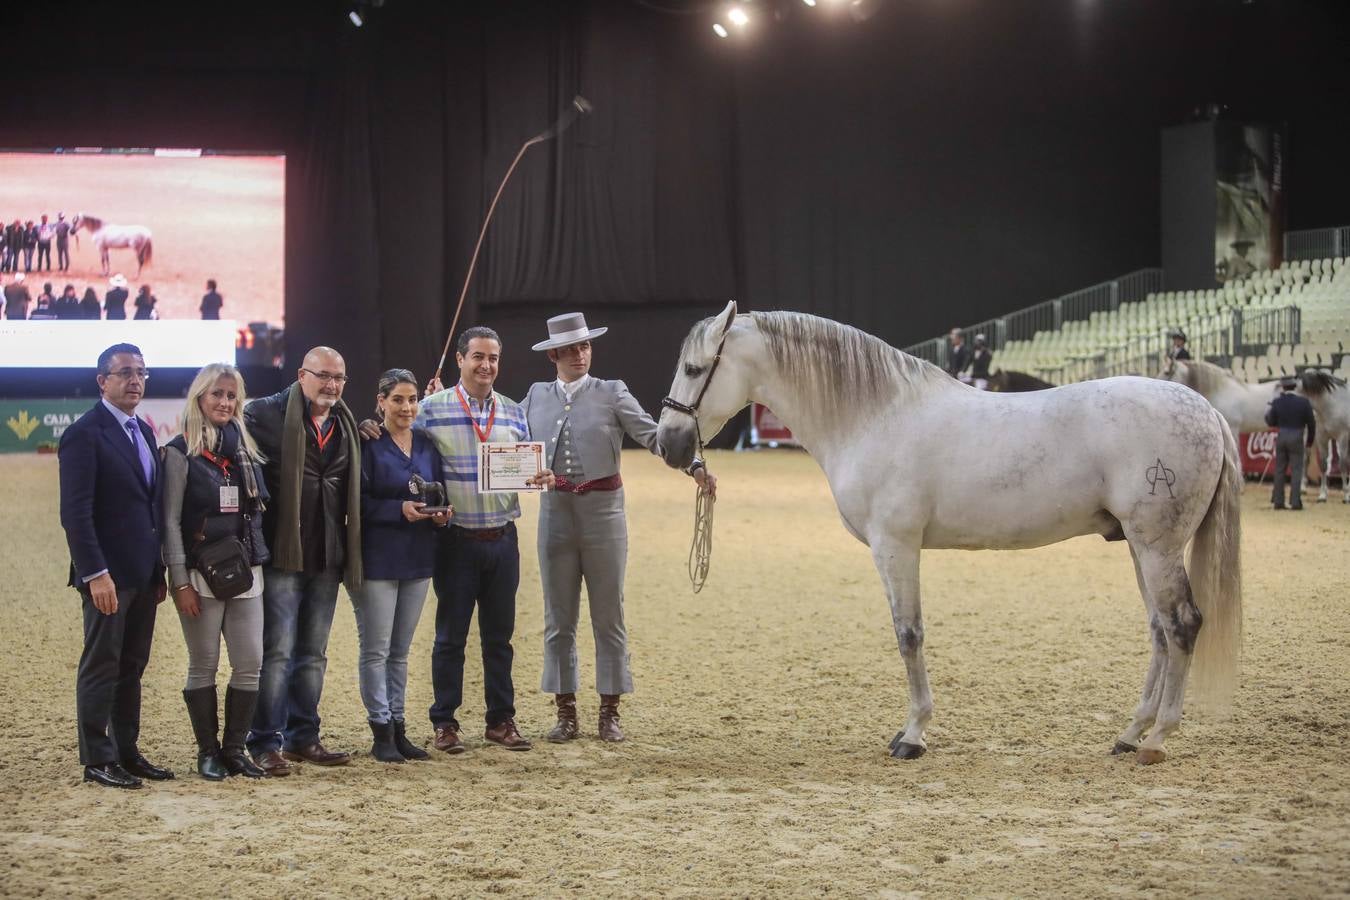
[
  {"xmin": 871, "ymin": 537, "xmax": 931, "ymax": 759},
  {"xmin": 1316, "ymin": 440, "xmax": 1330, "ymax": 503}
]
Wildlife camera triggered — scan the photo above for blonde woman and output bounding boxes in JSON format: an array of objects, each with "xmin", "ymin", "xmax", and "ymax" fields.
[{"xmin": 162, "ymin": 364, "xmax": 272, "ymax": 780}]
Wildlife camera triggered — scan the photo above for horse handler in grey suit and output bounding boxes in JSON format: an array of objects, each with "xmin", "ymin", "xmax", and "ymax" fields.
[{"xmin": 523, "ymin": 313, "xmax": 716, "ymax": 742}]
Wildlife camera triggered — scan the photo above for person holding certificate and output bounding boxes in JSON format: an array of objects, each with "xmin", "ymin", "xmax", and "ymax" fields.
[
  {"xmin": 399, "ymin": 327, "xmax": 553, "ymax": 754},
  {"xmin": 353, "ymin": 368, "xmax": 450, "ymax": 762},
  {"xmin": 523, "ymin": 312, "xmax": 716, "ymax": 743}
]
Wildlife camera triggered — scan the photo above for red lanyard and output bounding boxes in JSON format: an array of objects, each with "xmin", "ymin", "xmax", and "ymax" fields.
[
  {"xmin": 311, "ymin": 416, "xmax": 335, "ymax": 452},
  {"xmin": 201, "ymin": 447, "xmax": 233, "ymax": 483},
  {"xmin": 456, "ymin": 385, "xmax": 496, "ymax": 443}
]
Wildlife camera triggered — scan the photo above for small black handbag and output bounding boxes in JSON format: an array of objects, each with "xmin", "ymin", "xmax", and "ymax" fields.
[{"xmin": 193, "ymin": 517, "xmax": 255, "ymax": 600}]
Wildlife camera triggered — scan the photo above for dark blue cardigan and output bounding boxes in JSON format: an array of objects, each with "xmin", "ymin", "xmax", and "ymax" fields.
[{"xmin": 359, "ymin": 428, "xmax": 446, "ymax": 580}]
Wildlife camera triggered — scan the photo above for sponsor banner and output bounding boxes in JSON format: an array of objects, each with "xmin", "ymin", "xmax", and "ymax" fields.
[
  {"xmin": 2, "ymin": 398, "xmax": 182, "ymax": 453},
  {"xmin": 749, "ymin": 403, "xmax": 798, "ymax": 447},
  {"xmin": 1239, "ymin": 429, "xmax": 1342, "ymax": 479}
]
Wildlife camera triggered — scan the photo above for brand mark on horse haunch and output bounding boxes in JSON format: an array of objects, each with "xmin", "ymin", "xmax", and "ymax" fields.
[{"xmin": 1145, "ymin": 458, "xmax": 1177, "ymax": 498}]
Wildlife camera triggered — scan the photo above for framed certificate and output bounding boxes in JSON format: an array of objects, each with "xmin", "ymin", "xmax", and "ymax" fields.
[{"xmin": 478, "ymin": 441, "xmax": 546, "ymax": 493}]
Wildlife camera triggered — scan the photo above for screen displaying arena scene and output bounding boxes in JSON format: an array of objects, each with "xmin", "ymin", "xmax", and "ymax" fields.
[{"xmin": 0, "ymin": 148, "xmax": 284, "ymax": 367}]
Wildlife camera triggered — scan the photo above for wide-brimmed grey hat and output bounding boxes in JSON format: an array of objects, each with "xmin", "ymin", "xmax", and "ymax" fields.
[{"xmin": 531, "ymin": 312, "xmax": 608, "ymax": 351}]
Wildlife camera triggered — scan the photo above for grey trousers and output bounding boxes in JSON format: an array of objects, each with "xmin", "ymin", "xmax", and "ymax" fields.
[
  {"xmin": 178, "ymin": 590, "xmax": 264, "ymax": 691},
  {"xmin": 1272, "ymin": 430, "xmax": 1307, "ymax": 508},
  {"xmin": 351, "ymin": 578, "xmax": 430, "ymax": 724},
  {"xmin": 538, "ymin": 488, "xmax": 634, "ymax": 695}
]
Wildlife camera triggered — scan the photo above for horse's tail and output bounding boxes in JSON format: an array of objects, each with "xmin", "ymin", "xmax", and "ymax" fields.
[
  {"xmin": 1188, "ymin": 409, "xmax": 1242, "ymax": 711},
  {"xmin": 140, "ymin": 237, "xmax": 153, "ymax": 268}
]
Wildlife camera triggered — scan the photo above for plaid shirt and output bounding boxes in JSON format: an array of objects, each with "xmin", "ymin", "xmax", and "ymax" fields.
[{"xmin": 415, "ymin": 382, "xmax": 530, "ymax": 530}]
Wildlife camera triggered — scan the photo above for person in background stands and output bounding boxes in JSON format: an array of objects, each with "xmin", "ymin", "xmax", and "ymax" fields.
[
  {"xmin": 1266, "ymin": 375, "xmax": 1317, "ymax": 511},
  {"xmin": 947, "ymin": 327, "xmax": 971, "ymax": 382},
  {"xmin": 80, "ymin": 287, "xmax": 102, "ymax": 320},
  {"xmin": 969, "ymin": 334, "xmax": 993, "ymax": 390},
  {"xmin": 200, "ymin": 279, "xmax": 224, "ymax": 320},
  {"xmin": 353, "ymin": 368, "xmax": 450, "ymax": 763},
  {"xmin": 105, "ymin": 274, "xmax": 130, "ymax": 320},
  {"xmin": 244, "ymin": 347, "xmax": 363, "ymax": 775},
  {"xmin": 55, "ymin": 212, "xmax": 73, "ymax": 272},
  {"xmin": 162, "ymin": 364, "xmax": 271, "ymax": 781},
  {"xmin": 58, "ymin": 343, "xmax": 172, "ymax": 789},
  {"xmin": 134, "ymin": 284, "xmax": 157, "ymax": 320},
  {"xmin": 3, "ymin": 271, "xmax": 31, "ymax": 319},
  {"xmin": 1168, "ymin": 329, "xmax": 1192, "ymax": 361}
]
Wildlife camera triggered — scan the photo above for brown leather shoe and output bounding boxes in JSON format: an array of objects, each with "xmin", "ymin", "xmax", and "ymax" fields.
[
  {"xmin": 281, "ymin": 742, "xmax": 351, "ymax": 767},
  {"xmin": 484, "ymin": 718, "xmax": 532, "ymax": 751},
  {"xmin": 599, "ymin": 694, "xmax": 625, "ymax": 743},
  {"xmin": 252, "ymin": 750, "xmax": 293, "ymax": 777},
  {"xmin": 546, "ymin": 693, "xmax": 579, "ymax": 743},
  {"xmin": 433, "ymin": 724, "xmax": 467, "ymax": 754}
]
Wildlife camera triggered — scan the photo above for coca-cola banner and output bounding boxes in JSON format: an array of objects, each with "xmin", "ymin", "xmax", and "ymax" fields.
[{"xmin": 1239, "ymin": 429, "xmax": 1341, "ymax": 479}]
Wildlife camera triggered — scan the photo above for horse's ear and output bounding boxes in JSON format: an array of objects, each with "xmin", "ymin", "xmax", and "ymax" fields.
[{"xmin": 718, "ymin": 300, "xmax": 737, "ymax": 335}]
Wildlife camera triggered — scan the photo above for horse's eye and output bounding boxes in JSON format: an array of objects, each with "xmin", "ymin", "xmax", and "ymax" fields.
[{"xmin": 684, "ymin": 363, "xmax": 704, "ymax": 378}]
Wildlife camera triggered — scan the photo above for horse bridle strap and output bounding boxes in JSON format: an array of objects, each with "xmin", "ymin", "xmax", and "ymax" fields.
[{"xmin": 661, "ymin": 331, "xmax": 729, "ymax": 431}]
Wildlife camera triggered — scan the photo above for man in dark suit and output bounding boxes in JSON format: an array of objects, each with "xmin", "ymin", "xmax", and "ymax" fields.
[
  {"xmin": 1266, "ymin": 376, "xmax": 1317, "ymax": 511},
  {"xmin": 59, "ymin": 343, "xmax": 173, "ymax": 789}
]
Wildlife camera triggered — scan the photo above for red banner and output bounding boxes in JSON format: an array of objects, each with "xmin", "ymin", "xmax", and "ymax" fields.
[
  {"xmin": 750, "ymin": 403, "xmax": 798, "ymax": 447},
  {"xmin": 1239, "ymin": 429, "xmax": 1341, "ymax": 478}
]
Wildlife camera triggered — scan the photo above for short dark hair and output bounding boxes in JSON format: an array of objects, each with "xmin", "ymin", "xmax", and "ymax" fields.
[
  {"xmin": 98, "ymin": 343, "xmax": 143, "ymax": 375},
  {"xmin": 457, "ymin": 326, "xmax": 501, "ymax": 356},
  {"xmin": 207, "ymin": 279, "xmax": 217, "ymax": 290},
  {"xmin": 377, "ymin": 367, "xmax": 418, "ymax": 397}
]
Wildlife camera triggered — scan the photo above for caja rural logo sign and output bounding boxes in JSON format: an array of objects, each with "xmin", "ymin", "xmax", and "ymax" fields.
[{"xmin": 6, "ymin": 410, "xmax": 40, "ymax": 441}]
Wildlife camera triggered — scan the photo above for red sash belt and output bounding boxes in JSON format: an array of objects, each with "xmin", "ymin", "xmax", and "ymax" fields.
[{"xmin": 554, "ymin": 474, "xmax": 623, "ymax": 494}]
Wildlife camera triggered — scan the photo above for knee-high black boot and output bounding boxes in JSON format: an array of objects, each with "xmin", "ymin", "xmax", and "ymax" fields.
[
  {"xmin": 183, "ymin": 686, "xmax": 228, "ymax": 781},
  {"xmin": 222, "ymin": 687, "xmax": 266, "ymax": 778}
]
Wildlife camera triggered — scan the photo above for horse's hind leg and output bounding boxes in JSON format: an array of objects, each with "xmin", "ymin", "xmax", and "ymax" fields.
[
  {"xmin": 1130, "ymin": 546, "xmax": 1201, "ymax": 765},
  {"xmin": 871, "ymin": 538, "xmax": 931, "ymax": 759},
  {"xmin": 1114, "ymin": 544, "xmax": 1164, "ymax": 755}
]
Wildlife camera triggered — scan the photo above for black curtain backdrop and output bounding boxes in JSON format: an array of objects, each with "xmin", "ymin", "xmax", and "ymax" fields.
[{"xmin": 3, "ymin": 0, "xmax": 1348, "ymax": 444}]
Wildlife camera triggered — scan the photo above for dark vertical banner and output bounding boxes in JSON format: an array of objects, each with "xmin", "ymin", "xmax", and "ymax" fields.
[{"xmin": 1214, "ymin": 122, "xmax": 1285, "ymax": 284}]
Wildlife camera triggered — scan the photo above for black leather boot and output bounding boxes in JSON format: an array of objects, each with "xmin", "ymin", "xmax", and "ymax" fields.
[
  {"xmin": 183, "ymin": 686, "xmax": 228, "ymax": 781},
  {"xmin": 392, "ymin": 720, "xmax": 428, "ymax": 760},
  {"xmin": 369, "ymin": 720, "xmax": 405, "ymax": 763},
  {"xmin": 221, "ymin": 687, "xmax": 266, "ymax": 778}
]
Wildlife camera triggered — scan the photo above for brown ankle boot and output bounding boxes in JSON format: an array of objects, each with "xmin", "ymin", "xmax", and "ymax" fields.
[
  {"xmin": 598, "ymin": 694, "xmax": 625, "ymax": 742},
  {"xmin": 546, "ymin": 693, "xmax": 579, "ymax": 743}
]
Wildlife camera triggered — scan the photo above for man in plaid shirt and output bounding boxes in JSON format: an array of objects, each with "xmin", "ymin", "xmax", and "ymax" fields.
[{"xmin": 412, "ymin": 326, "xmax": 552, "ymax": 753}]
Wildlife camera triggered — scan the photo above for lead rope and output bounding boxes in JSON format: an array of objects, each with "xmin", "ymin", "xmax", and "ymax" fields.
[{"xmin": 687, "ymin": 421, "xmax": 714, "ymax": 593}]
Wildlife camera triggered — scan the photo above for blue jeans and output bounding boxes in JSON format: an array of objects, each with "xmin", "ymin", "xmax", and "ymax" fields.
[
  {"xmin": 351, "ymin": 578, "xmax": 430, "ymax": 724},
  {"xmin": 247, "ymin": 567, "xmax": 341, "ymax": 755},
  {"xmin": 429, "ymin": 524, "xmax": 520, "ymax": 729}
]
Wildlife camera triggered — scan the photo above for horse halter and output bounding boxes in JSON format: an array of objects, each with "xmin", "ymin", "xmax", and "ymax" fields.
[{"xmin": 661, "ymin": 328, "xmax": 729, "ymax": 454}]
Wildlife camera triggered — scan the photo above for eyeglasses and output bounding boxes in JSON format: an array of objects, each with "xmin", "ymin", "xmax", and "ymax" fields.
[
  {"xmin": 106, "ymin": 368, "xmax": 150, "ymax": 381},
  {"xmin": 301, "ymin": 368, "xmax": 349, "ymax": 385}
]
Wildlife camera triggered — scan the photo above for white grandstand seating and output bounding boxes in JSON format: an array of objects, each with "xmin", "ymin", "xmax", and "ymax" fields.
[{"xmin": 993, "ymin": 257, "xmax": 1350, "ymax": 383}]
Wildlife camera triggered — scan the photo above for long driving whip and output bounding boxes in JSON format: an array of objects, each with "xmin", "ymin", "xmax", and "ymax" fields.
[{"xmin": 432, "ymin": 95, "xmax": 594, "ymax": 385}]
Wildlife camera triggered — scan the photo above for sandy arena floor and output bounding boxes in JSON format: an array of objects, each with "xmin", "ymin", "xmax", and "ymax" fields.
[{"xmin": 1, "ymin": 450, "xmax": 1347, "ymax": 897}]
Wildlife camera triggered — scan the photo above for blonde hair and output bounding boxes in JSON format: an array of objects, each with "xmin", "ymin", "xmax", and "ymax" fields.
[{"xmin": 181, "ymin": 363, "xmax": 265, "ymax": 461}]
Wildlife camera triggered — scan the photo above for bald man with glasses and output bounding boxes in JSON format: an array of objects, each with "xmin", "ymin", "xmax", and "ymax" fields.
[{"xmin": 242, "ymin": 347, "xmax": 364, "ymax": 775}]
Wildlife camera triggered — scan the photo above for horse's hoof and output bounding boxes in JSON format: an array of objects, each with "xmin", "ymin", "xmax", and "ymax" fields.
[
  {"xmin": 888, "ymin": 731, "xmax": 905, "ymax": 752},
  {"xmin": 1110, "ymin": 741, "xmax": 1138, "ymax": 755},
  {"xmin": 890, "ymin": 741, "xmax": 927, "ymax": 760},
  {"xmin": 1136, "ymin": 748, "xmax": 1166, "ymax": 765},
  {"xmin": 1317, "ymin": 497, "xmax": 1328, "ymax": 504}
]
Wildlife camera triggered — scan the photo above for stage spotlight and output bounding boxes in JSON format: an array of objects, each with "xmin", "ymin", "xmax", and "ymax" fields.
[
  {"xmin": 728, "ymin": 6, "xmax": 750, "ymax": 27},
  {"xmin": 348, "ymin": 8, "xmax": 364, "ymax": 26},
  {"xmin": 713, "ymin": 22, "xmax": 729, "ymax": 37},
  {"xmin": 802, "ymin": 0, "xmax": 817, "ymax": 6}
]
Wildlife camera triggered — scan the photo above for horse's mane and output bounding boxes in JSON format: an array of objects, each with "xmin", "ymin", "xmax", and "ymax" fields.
[
  {"xmin": 698, "ymin": 311, "xmax": 943, "ymax": 430},
  {"xmin": 1177, "ymin": 359, "xmax": 1241, "ymax": 395},
  {"xmin": 1300, "ymin": 369, "xmax": 1346, "ymax": 396}
]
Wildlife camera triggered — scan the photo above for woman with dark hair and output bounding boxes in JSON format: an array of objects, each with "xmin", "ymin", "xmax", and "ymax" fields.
[
  {"xmin": 162, "ymin": 364, "xmax": 272, "ymax": 780},
  {"xmin": 79, "ymin": 286, "xmax": 102, "ymax": 319},
  {"xmin": 133, "ymin": 284, "xmax": 157, "ymax": 320},
  {"xmin": 54, "ymin": 284, "xmax": 80, "ymax": 319},
  {"xmin": 354, "ymin": 368, "xmax": 450, "ymax": 762},
  {"xmin": 30, "ymin": 282, "xmax": 56, "ymax": 319}
]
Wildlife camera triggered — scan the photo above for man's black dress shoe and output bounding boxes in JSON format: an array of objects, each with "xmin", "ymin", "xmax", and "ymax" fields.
[
  {"xmin": 121, "ymin": 754, "xmax": 175, "ymax": 781},
  {"xmin": 83, "ymin": 763, "xmax": 143, "ymax": 789}
]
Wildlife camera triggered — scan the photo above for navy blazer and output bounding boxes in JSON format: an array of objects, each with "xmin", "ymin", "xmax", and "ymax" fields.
[
  {"xmin": 59, "ymin": 402, "xmax": 165, "ymax": 590},
  {"xmin": 360, "ymin": 428, "xmax": 446, "ymax": 581}
]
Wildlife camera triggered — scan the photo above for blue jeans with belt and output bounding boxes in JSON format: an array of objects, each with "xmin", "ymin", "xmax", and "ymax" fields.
[
  {"xmin": 247, "ymin": 567, "xmax": 341, "ymax": 755},
  {"xmin": 428, "ymin": 524, "xmax": 519, "ymax": 729}
]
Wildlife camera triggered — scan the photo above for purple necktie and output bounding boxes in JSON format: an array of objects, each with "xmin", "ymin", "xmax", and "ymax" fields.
[{"xmin": 125, "ymin": 419, "xmax": 154, "ymax": 485}]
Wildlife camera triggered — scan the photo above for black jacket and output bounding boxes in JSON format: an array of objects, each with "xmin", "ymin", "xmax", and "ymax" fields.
[{"xmin": 1265, "ymin": 392, "xmax": 1316, "ymax": 444}]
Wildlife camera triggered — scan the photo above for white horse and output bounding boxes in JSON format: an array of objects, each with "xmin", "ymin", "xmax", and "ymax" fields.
[
  {"xmin": 71, "ymin": 213, "xmax": 153, "ymax": 277},
  {"xmin": 1299, "ymin": 370, "xmax": 1350, "ymax": 503},
  {"xmin": 1156, "ymin": 357, "xmax": 1280, "ymax": 435},
  {"xmin": 657, "ymin": 302, "xmax": 1242, "ymax": 765}
]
